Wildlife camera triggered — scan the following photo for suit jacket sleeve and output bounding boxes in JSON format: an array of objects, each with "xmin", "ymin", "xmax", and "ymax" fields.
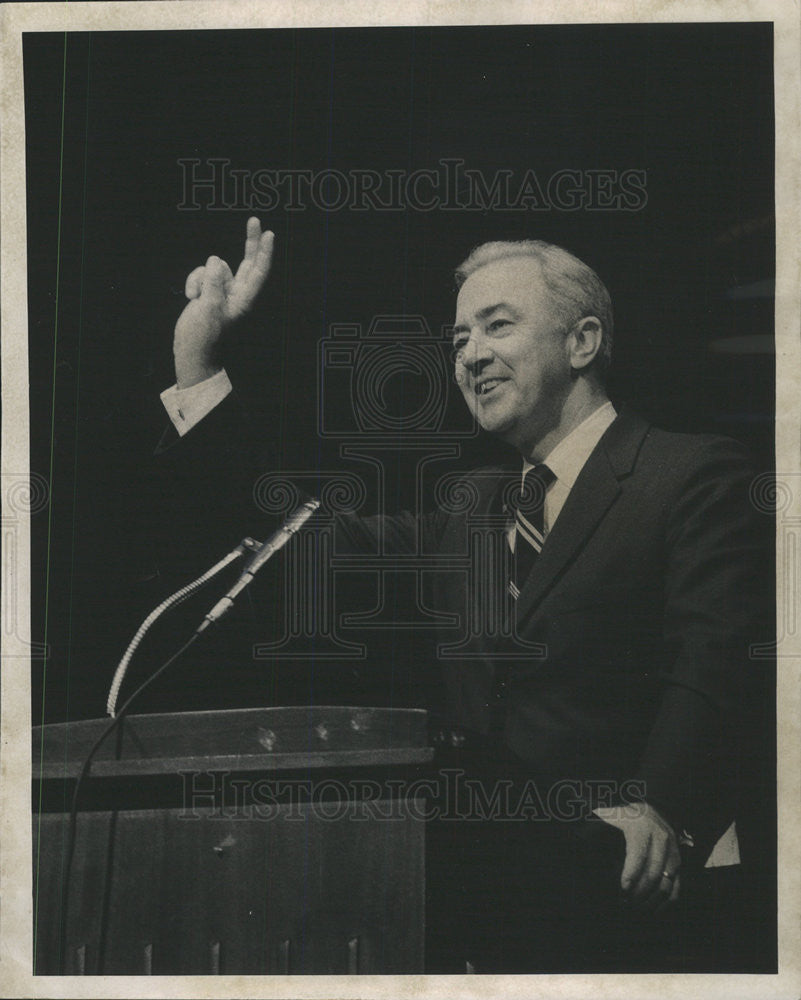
[
  {"xmin": 634, "ymin": 435, "xmax": 771, "ymax": 849},
  {"xmin": 151, "ymin": 390, "xmax": 287, "ymax": 565},
  {"xmin": 150, "ymin": 392, "xmax": 446, "ymax": 571}
]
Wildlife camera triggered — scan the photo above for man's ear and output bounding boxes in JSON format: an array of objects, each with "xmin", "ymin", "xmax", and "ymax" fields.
[{"xmin": 567, "ymin": 316, "xmax": 603, "ymax": 372}]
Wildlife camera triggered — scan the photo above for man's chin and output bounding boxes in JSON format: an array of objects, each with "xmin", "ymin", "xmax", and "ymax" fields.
[
  {"xmin": 476, "ymin": 412, "xmax": 516, "ymax": 441},
  {"xmin": 466, "ymin": 397, "xmax": 517, "ymax": 441}
]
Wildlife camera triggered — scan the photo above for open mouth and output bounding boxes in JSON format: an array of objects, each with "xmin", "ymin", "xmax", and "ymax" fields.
[{"xmin": 475, "ymin": 378, "xmax": 507, "ymax": 397}]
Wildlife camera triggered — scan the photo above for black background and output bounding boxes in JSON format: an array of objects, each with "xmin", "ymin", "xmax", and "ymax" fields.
[{"xmin": 24, "ymin": 23, "xmax": 774, "ymax": 718}]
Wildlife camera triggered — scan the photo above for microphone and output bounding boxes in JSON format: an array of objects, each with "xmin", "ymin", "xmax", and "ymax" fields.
[{"xmin": 196, "ymin": 498, "xmax": 320, "ymax": 633}]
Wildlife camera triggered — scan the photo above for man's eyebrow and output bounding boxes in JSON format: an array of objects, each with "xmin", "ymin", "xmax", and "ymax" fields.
[{"xmin": 478, "ymin": 302, "xmax": 513, "ymax": 319}]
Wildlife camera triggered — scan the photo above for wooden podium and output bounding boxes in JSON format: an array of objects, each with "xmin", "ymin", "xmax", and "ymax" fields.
[{"xmin": 33, "ymin": 706, "xmax": 433, "ymax": 975}]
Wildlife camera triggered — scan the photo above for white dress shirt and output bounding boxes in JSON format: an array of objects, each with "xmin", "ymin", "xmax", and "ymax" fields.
[
  {"xmin": 161, "ymin": 368, "xmax": 233, "ymax": 435},
  {"xmin": 508, "ymin": 400, "xmax": 617, "ymax": 550}
]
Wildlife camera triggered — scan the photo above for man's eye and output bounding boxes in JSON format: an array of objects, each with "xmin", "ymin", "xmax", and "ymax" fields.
[
  {"xmin": 452, "ymin": 338, "xmax": 468, "ymax": 357},
  {"xmin": 488, "ymin": 318, "xmax": 511, "ymax": 332}
]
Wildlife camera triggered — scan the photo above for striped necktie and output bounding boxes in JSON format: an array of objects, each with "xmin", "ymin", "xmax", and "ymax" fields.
[{"xmin": 508, "ymin": 463, "xmax": 555, "ymax": 600}]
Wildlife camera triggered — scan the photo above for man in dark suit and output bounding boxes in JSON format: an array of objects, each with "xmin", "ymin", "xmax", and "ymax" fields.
[{"xmin": 155, "ymin": 219, "xmax": 768, "ymax": 971}]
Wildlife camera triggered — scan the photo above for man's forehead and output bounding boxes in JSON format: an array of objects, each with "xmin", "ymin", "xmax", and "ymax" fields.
[{"xmin": 455, "ymin": 255, "xmax": 546, "ymax": 316}]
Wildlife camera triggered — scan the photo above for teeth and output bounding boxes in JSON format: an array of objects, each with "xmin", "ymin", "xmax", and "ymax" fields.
[{"xmin": 477, "ymin": 379, "xmax": 502, "ymax": 395}]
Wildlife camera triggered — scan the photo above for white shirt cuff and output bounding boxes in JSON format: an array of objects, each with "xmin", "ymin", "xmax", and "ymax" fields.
[
  {"xmin": 704, "ymin": 821, "xmax": 740, "ymax": 868},
  {"xmin": 160, "ymin": 369, "xmax": 233, "ymax": 436}
]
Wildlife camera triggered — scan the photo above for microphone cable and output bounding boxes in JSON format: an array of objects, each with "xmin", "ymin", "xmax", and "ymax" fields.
[
  {"xmin": 106, "ymin": 537, "xmax": 259, "ymax": 718},
  {"xmin": 58, "ymin": 629, "xmax": 201, "ymax": 973}
]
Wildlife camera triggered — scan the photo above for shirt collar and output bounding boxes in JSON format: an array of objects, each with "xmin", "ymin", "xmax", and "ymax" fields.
[{"xmin": 523, "ymin": 400, "xmax": 617, "ymax": 489}]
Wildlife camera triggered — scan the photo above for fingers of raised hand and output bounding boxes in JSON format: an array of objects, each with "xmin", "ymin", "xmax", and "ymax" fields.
[
  {"xmin": 185, "ymin": 265, "xmax": 206, "ymax": 300},
  {"xmin": 252, "ymin": 228, "xmax": 275, "ymax": 285},
  {"xmin": 202, "ymin": 255, "xmax": 234, "ymax": 302},
  {"xmin": 186, "ymin": 256, "xmax": 233, "ymax": 302},
  {"xmin": 242, "ymin": 215, "xmax": 263, "ymax": 263},
  {"xmin": 231, "ymin": 224, "xmax": 274, "ymax": 315}
]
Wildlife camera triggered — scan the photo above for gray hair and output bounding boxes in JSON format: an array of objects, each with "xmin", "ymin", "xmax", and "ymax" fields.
[{"xmin": 454, "ymin": 240, "xmax": 614, "ymax": 377}]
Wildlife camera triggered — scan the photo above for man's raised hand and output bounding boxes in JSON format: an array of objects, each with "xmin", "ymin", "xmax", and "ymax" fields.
[{"xmin": 173, "ymin": 218, "xmax": 275, "ymax": 389}]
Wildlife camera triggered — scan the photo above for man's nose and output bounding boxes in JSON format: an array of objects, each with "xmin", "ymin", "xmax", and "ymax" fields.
[{"xmin": 461, "ymin": 331, "xmax": 494, "ymax": 373}]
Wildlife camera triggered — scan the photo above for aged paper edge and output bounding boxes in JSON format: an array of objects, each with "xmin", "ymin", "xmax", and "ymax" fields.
[{"xmin": 1, "ymin": 1, "xmax": 799, "ymax": 998}]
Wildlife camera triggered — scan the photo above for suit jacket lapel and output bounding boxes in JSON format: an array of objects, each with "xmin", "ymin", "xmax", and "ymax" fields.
[{"xmin": 512, "ymin": 408, "xmax": 650, "ymax": 624}]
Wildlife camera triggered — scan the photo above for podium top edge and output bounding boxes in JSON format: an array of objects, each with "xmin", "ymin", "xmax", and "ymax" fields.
[
  {"xmin": 34, "ymin": 705, "xmax": 428, "ymax": 732},
  {"xmin": 33, "ymin": 706, "xmax": 431, "ymax": 765}
]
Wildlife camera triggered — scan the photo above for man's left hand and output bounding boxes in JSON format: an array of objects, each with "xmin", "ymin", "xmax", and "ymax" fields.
[{"xmin": 593, "ymin": 802, "xmax": 681, "ymax": 912}]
